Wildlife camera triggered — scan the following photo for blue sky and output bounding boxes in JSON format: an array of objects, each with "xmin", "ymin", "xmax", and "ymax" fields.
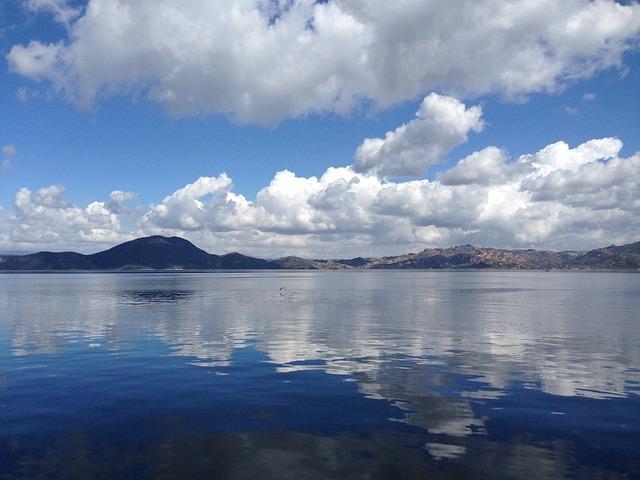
[{"xmin": 1, "ymin": 1, "xmax": 639, "ymax": 256}]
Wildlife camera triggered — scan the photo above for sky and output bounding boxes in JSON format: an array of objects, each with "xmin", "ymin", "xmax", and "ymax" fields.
[{"xmin": 0, "ymin": 0, "xmax": 639, "ymax": 257}]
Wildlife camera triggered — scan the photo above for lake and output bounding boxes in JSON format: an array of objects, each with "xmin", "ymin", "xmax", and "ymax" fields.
[{"xmin": 0, "ymin": 271, "xmax": 638, "ymax": 479}]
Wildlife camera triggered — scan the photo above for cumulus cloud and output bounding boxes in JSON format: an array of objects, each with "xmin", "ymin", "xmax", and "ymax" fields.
[
  {"xmin": 6, "ymin": 0, "xmax": 640, "ymax": 124},
  {"xmin": 2, "ymin": 135, "xmax": 637, "ymax": 256},
  {"xmin": 106, "ymin": 190, "xmax": 137, "ymax": 213},
  {"xmin": 6, "ymin": 185, "xmax": 129, "ymax": 249},
  {"xmin": 0, "ymin": 93, "xmax": 637, "ymax": 254},
  {"xmin": 521, "ymin": 141, "xmax": 639, "ymax": 210},
  {"xmin": 2, "ymin": 145, "xmax": 17, "ymax": 171},
  {"xmin": 439, "ymin": 147, "xmax": 511, "ymax": 186},
  {"xmin": 354, "ymin": 93, "xmax": 483, "ymax": 177},
  {"xmin": 145, "ymin": 174, "xmax": 241, "ymax": 231},
  {"xmin": 520, "ymin": 137, "xmax": 622, "ymax": 173}
]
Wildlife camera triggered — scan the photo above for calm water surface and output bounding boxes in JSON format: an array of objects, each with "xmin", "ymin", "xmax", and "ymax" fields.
[{"xmin": 0, "ymin": 271, "xmax": 639, "ymax": 479}]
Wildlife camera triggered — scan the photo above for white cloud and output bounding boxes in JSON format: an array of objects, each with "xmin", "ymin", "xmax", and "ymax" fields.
[
  {"xmin": 6, "ymin": 136, "xmax": 637, "ymax": 257},
  {"xmin": 106, "ymin": 190, "xmax": 137, "ymax": 213},
  {"xmin": 2, "ymin": 145, "xmax": 17, "ymax": 156},
  {"xmin": 9, "ymin": 41, "xmax": 64, "ymax": 81},
  {"xmin": 562, "ymin": 105, "xmax": 580, "ymax": 115},
  {"xmin": 16, "ymin": 87, "xmax": 30, "ymax": 103},
  {"xmin": 1, "ymin": 145, "xmax": 17, "ymax": 171},
  {"xmin": 6, "ymin": 0, "xmax": 640, "ymax": 124},
  {"xmin": 521, "ymin": 137, "xmax": 622, "ymax": 173},
  {"xmin": 130, "ymin": 137, "xmax": 640, "ymax": 254},
  {"xmin": 438, "ymin": 147, "xmax": 512, "ymax": 186},
  {"xmin": 25, "ymin": 0, "xmax": 82, "ymax": 26},
  {"xmin": 144, "ymin": 174, "xmax": 244, "ymax": 231},
  {"xmin": 0, "ymin": 95, "xmax": 637, "ymax": 256},
  {"xmin": 7, "ymin": 185, "xmax": 128, "ymax": 249},
  {"xmin": 354, "ymin": 93, "xmax": 483, "ymax": 177},
  {"xmin": 522, "ymin": 150, "xmax": 640, "ymax": 209}
]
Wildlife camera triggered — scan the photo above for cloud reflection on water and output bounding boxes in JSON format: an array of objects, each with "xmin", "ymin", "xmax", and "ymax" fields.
[{"xmin": 1, "ymin": 271, "xmax": 639, "ymax": 473}]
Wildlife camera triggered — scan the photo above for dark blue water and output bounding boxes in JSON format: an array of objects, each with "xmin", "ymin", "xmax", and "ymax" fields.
[{"xmin": 0, "ymin": 271, "xmax": 638, "ymax": 479}]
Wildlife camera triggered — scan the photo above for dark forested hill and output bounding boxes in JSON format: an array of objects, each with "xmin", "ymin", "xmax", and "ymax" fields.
[
  {"xmin": 89, "ymin": 236, "xmax": 217, "ymax": 269},
  {"xmin": 0, "ymin": 236, "xmax": 273, "ymax": 270}
]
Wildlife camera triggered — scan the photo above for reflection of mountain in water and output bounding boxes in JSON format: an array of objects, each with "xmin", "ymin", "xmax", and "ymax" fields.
[{"xmin": 119, "ymin": 289, "xmax": 197, "ymax": 305}]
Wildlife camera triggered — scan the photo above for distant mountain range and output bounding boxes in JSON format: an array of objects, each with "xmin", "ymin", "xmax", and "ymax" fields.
[{"xmin": 0, "ymin": 235, "xmax": 639, "ymax": 271}]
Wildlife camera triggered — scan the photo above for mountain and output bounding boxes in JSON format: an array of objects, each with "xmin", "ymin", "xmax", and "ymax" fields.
[
  {"xmin": 270, "ymin": 256, "xmax": 318, "ymax": 269},
  {"xmin": 570, "ymin": 242, "xmax": 640, "ymax": 269},
  {"xmin": 0, "ymin": 236, "xmax": 639, "ymax": 271},
  {"xmin": 0, "ymin": 236, "xmax": 274, "ymax": 270},
  {"xmin": 0, "ymin": 251, "xmax": 94, "ymax": 270},
  {"xmin": 89, "ymin": 236, "xmax": 216, "ymax": 269},
  {"xmin": 337, "ymin": 242, "xmax": 640, "ymax": 270},
  {"xmin": 363, "ymin": 245, "xmax": 579, "ymax": 270},
  {"xmin": 327, "ymin": 242, "xmax": 640, "ymax": 270}
]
